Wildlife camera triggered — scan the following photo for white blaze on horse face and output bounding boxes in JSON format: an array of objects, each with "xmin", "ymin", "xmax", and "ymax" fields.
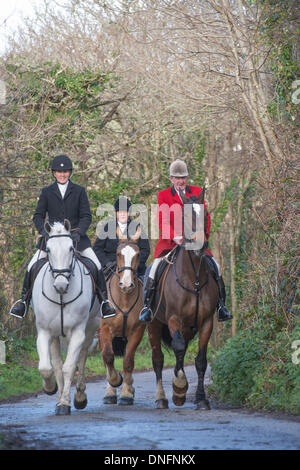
[{"xmin": 120, "ymin": 245, "xmax": 136, "ymax": 288}]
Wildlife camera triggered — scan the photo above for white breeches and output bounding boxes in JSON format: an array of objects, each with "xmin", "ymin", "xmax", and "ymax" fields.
[
  {"xmin": 149, "ymin": 257, "xmax": 163, "ymax": 279},
  {"xmin": 27, "ymin": 247, "xmax": 101, "ymax": 271},
  {"xmin": 80, "ymin": 247, "xmax": 101, "ymax": 270},
  {"xmin": 27, "ymin": 250, "xmax": 48, "ymax": 271}
]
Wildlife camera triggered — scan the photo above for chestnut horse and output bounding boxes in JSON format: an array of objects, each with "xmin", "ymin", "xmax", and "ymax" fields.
[
  {"xmin": 98, "ymin": 225, "xmax": 146, "ymax": 405},
  {"xmin": 148, "ymin": 188, "xmax": 218, "ymax": 410}
]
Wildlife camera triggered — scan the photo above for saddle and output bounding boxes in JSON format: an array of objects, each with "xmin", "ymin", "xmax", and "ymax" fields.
[
  {"xmin": 151, "ymin": 251, "xmax": 217, "ymax": 315},
  {"xmin": 154, "ymin": 247, "xmax": 179, "ymax": 286},
  {"xmin": 103, "ymin": 262, "xmax": 117, "ymax": 281},
  {"xmin": 29, "ymin": 258, "xmax": 48, "ymax": 286},
  {"xmin": 204, "ymin": 254, "xmax": 219, "ymax": 281},
  {"xmin": 151, "ymin": 247, "xmax": 179, "ymax": 314},
  {"xmin": 74, "ymin": 253, "xmax": 98, "ymax": 292}
]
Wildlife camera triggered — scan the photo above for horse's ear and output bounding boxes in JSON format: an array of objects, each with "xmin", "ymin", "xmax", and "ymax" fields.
[
  {"xmin": 44, "ymin": 221, "xmax": 51, "ymax": 234},
  {"xmin": 64, "ymin": 219, "xmax": 71, "ymax": 232},
  {"xmin": 117, "ymin": 224, "xmax": 128, "ymax": 240},
  {"xmin": 179, "ymin": 189, "xmax": 189, "ymax": 204},
  {"xmin": 198, "ymin": 186, "xmax": 206, "ymax": 205},
  {"xmin": 130, "ymin": 224, "xmax": 141, "ymax": 242}
]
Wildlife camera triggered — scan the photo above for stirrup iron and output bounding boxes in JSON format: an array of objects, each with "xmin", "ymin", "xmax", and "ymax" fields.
[
  {"xmin": 9, "ymin": 299, "xmax": 28, "ymax": 319},
  {"xmin": 100, "ymin": 300, "xmax": 116, "ymax": 319}
]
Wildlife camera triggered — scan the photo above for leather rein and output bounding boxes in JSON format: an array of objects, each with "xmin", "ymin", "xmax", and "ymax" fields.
[
  {"xmin": 108, "ymin": 240, "xmax": 142, "ymax": 339},
  {"xmin": 172, "ymin": 244, "xmax": 209, "ymax": 333},
  {"xmin": 42, "ymin": 233, "xmax": 83, "ymax": 337}
]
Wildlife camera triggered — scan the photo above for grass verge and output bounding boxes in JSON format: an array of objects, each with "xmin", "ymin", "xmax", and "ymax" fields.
[{"xmin": 0, "ymin": 332, "xmax": 207, "ymax": 402}]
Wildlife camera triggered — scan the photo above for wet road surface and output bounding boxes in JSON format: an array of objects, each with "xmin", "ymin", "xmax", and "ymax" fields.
[{"xmin": 0, "ymin": 365, "xmax": 299, "ymax": 450}]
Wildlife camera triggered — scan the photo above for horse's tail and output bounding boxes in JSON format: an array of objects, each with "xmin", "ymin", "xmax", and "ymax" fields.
[
  {"xmin": 112, "ymin": 336, "xmax": 128, "ymax": 357},
  {"xmin": 161, "ymin": 324, "xmax": 172, "ymax": 350}
]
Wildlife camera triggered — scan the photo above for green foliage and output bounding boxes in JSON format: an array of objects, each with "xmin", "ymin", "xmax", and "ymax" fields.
[
  {"xmin": 0, "ymin": 60, "xmax": 118, "ymax": 283},
  {"xmin": 0, "ymin": 336, "xmax": 40, "ymax": 400},
  {"xmin": 4, "ymin": 61, "xmax": 117, "ymax": 171},
  {"xmin": 210, "ymin": 328, "xmax": 264, "ymax": 405},
  {"xmin": 258, "ymin": 0, "xmax": 300, "ymax": 126},
  {"xmin": 210, "ymin": 176, "xmax": 239, "ymax": 243},
  {"xmin": 0, "ymin": 282, "xmax": 7, "ymax": 320},
  {"xmin": 210, "ymin": 317, "xmax": 300, "ymax": 413}
]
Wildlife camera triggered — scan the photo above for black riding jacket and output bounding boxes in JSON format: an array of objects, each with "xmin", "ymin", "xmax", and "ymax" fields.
[
  {"xmin": 93, "ymin": 219, "xmax": 150, "ymax": 276},
  {"xmin": 33, "ymin": 180, "xmax": 92, "ymax": 251}
]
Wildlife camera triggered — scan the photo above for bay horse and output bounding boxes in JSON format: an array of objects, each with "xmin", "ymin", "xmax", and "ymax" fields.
[
  {"xmin": 31, "ymin": 220, "xmax": 100, "ymax": 415},
  {"xmin": 98, "ymin": 225, "xmax": 146, "ymax": 405},
  {"xmin": 148, "ymin": 188, "xmax": 218, "ymax": 409}
]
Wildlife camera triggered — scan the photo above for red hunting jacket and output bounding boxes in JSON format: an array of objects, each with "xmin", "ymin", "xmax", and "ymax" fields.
[{"xmin": 154, "ymin": 185, "xmax": 212, "ymax": 259}]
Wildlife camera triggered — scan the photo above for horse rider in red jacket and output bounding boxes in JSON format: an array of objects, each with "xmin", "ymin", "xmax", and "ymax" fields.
[{"xmin": 139, "ymin": 159, "xmax": 232, "ymax": 323}]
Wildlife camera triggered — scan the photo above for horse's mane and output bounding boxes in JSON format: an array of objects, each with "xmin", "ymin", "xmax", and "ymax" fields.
[{"xmin": 49, "ymin": 221, "xmax": 70, "ymax": 235}]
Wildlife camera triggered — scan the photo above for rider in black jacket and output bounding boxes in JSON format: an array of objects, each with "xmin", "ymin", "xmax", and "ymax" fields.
[
  {"xmin": 9, "ymin": 154, "xmax": 116, "ymax": 319},
  {"xmin": 94, "ymin": 197, "xmax": 150, "ymax": 278}
]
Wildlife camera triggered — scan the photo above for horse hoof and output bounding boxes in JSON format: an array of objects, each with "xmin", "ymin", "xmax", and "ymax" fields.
[
  {"xmin": 74, "ymin": 397, "xmax": 88, "ymax": 410},
  {"xmin": 118, "ymin": 396, "xmax": 134, "ymax": 406},
  {"xmin": 195, "ymin": 400, "xmax": 210, "ymax": 410},
  {"xmin": 155, "ymin": 399, "xmax": 169, "ymax": 409},
  {"xmin": 172, "ymin": 394, "xmax": 186, "ymax": 406},
  {"xmin": 55, "ymin": 404, "xmax": 71, "ymax": 415},
  {"xmin": 103, "ymin": 395, "xmax": 117, "ymax": 405},
  {"xmin": 108, "ymin": 372, "xmax": 123, "ymax": 388},
  {"xmin": 43, "ymin": 383, "xmax": 58, "ymax": 396}
]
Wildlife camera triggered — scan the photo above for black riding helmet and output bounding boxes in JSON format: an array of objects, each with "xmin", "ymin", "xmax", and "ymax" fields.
[
  {"xmin": 51, "ymin": 154, "xmax": 73, "ymax": 172},
  {"xmin": 114, "ymin": 196, "xmax": 132, "ymax": 213}
]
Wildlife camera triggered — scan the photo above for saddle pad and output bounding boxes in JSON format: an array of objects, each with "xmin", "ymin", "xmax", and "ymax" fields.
[
  {"xmin": 30, "ymin": 258, "xmax": 48, "ymax": 285},
  {"xmin": 154, "ymin": 246, "xmax": 179, "ymax": 286},
  {"xmin": 75, "ymin": 254, "xmax": 98, "ymax": 288}
]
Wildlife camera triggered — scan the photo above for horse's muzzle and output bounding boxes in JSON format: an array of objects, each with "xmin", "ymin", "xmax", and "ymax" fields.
[
  {"xmin": 118, "ymin": 281, "xmax": 135, "ymax": 293},
  {"xmin": 54, "ymin": 276, "xmax": 69, "ymax": 294}
]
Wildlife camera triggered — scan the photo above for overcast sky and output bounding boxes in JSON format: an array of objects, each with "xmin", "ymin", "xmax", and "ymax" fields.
[{"xmin": 0, "ymin": 0, "xmax": 40, "ymax": 54}]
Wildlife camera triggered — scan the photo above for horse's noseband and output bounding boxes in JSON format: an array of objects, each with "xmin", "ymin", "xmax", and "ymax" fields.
[
  {"xmin": 118, "ymin": 266, "xmax": 136, "ymax": 275},
  {"xmin": 46, "ymin": 234, "xmax": 75, "ymax": 281}
]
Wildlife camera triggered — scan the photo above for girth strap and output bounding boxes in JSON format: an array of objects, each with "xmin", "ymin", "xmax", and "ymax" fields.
[
  {"xmin": 42, "ymin": 258, "xmax": 84, "ymax": 337},
  {"xmin": 172, "ymin": 247, "xmax": 209, "ymax": 332}
]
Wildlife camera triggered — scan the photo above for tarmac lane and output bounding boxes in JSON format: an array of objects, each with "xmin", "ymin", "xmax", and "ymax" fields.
[{"xmin": 0, "ymin": 365, "xmax": 299, "ymax": 451}]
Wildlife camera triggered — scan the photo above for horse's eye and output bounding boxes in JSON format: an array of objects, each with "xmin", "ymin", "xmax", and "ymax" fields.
[{"xmin": 69, "ymin": 246, "xmax": 74, "ymax": 252}]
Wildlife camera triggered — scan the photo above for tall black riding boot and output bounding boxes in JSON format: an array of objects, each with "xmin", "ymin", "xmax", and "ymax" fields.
[
  {"xmin": 139, "ymin": 277, "xmax": 156, "ymax": 323},
  {"xmin": 9, "ymin": 270, "xmax": 31, "ymax": 319},
  {"xmin": 97, "ymin": 269, "xmax": 116, "ymax": 319},
  {"xmin": 216, "ymin": 276, "xmax": 233, "ymax": 322}
]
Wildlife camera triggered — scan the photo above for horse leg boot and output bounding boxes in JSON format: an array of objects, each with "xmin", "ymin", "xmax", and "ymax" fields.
[
  {"xmin": 139, "ymin": 277, "xmax": 156, "ymax": 322},
  {"xmin": 9, "ymin": 269, "xmax": 31, "ymax": 318},
  {"xmin": 216, "ymin": 276, "xmax": 232, "ymax": 322},
  {"xmin": 97, "ymin": 269, "xmax": 116, "ymax": 319}
]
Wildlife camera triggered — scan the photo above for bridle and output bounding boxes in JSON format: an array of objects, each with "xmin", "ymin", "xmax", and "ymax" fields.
[
  {"xmin": 43, "ymin": 233, "xmax": 82, "ymax": 337},
  {"xmin": 108, "ymin": 239, "xmax": 141, "ymax": 339},
  {"xmin": 46, "ymin": 234, "xmax": 75, "ymax": 281},
  {"xmin": 173, "ymin": 203, "xmax": 209, "ymax": 333},
  {"xmin": 115, "ymin": 240, "xmax": 139, "ymax": 279}
]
